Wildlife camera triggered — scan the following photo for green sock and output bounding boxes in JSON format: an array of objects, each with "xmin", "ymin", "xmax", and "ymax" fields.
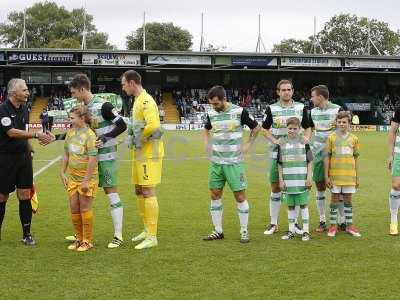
[
  {"xmin": 344, "ymin": 203, "xmax": 353, "ymax": 225},
  {"xmin": 330, "ymin": 203, "xmax": 339, "ymax": 225}
]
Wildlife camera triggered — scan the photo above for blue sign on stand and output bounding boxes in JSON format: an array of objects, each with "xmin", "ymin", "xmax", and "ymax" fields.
[{"xmin": 232, "ymin": 56, "xmax": 277, "ymax": 66}]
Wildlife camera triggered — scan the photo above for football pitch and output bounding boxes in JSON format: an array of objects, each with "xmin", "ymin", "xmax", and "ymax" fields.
[{"xmin": 0, "ymin": 131, "xmax": 396, "ymax": 299}]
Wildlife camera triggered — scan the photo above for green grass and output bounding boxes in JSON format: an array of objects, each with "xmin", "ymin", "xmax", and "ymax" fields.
[{"xmin": 0, "ymin": 131, "xmax": 395, "ymax": 299}]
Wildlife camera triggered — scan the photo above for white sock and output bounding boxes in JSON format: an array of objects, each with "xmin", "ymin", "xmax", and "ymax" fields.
[
  {"xmin": 270, "ymin": 192, "xmax": 281, "ymax": 225},
  {"xmin": 107, "ymin": 193, "xmax": 123, "ymax": 240},
  {"xmin": 237, "ymin": 200, "xmax": 249, "ymax": 233},
  {"xmin": 210, "ymin": 199, "xmax": 223, "ymax": 233},
  {"xmin": 316, "ymin": 191, "xmax": 326, "ymax": 222},
  {"xmin": 288, "ymin": 209, "xmax": 296, "ymax": 233},
  {"xmin": 301, "ymin": 207, "xmax": 310, "ymax": 233},
  {"xmin": 390, "ymin": 189, "xmax": 400, "ymax": 224},
  {"xmin": 338, "ymin": 201, "xmax": 345, "ymax": 224},
  {"xmin": 294, "ymin": 205, "xmax": 300, "ymax": 224}
]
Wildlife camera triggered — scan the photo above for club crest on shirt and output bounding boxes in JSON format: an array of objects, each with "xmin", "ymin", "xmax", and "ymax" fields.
[
  {"xmin": 275, "ymin": 117, "xmax": 286, "ymax": 128},
  {"xmin": 1, "ymin": 117, "xmax": 11, "ymax": 127}
]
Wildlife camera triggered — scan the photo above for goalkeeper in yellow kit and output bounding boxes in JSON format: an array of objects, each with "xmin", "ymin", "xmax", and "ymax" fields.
[{"xmin": 121, "ymin": 70, "xmax": 164, "ymax": 250}]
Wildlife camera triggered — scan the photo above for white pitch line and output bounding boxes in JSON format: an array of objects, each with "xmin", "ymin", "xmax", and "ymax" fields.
[
  {"xmin": 33, "ymin": 156, "xmax": 62, "ymax": 178},
  {"xmin": 33, "ymin": 153, "xmax": 268, "ymax": 163}
]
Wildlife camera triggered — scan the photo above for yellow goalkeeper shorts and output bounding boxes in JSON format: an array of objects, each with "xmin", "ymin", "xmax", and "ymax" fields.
[{"xmin": 132, "ymin": 158, "xmax": 163, "ymax": 186}]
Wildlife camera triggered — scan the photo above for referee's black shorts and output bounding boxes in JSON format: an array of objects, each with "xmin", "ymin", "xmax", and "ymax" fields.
[{"xmin": 0, "ymin": 152, "xmax": 33, "ymax": 194}]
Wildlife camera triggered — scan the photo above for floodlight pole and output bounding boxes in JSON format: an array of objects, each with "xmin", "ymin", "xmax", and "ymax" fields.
[
  {"xmin": 81, "ymin": 12, "xmax": 87, "ymax": 50},
  {"xmin": 18, "ymin": 10, "xmax": 28, "ymax": 48},
  {"xmin": 143, "ymin": 12, "xmax": 146, "ymax": 51},
  {"xmin": 365, "ymin": 21, "xmax": 382, "ymax": 56},
  {"xmin": 312, "ymin": 16, "xmax": 317, "ymax": 54},
  {"xmin": 255, "ymin": 14, "xmax": 266, "ymax": 53},
  {"xmin": 368, "ymin": 26, "xmax": 371, "ymax": 55},
  {"xmin": 312, "ymin": 16, "xmax": 325, "ymax": 54},
  {"xmin": 200, "ymin": 13, "xmax": 205, "ymax": 51}
]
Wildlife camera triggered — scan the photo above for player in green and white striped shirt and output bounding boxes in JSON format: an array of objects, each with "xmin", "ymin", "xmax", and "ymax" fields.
[
  {"xmin": 277, "ymin": 117, "xmax": 313, "ymax": 241},
  {"xmin": 261, "ymin": 80, "xmax": 311, "ymax": 235},
  {"xmin": 203, "ymin": 86, "xmax": 259, "ymax": 243},
  {"xmin": 309, "ymin": 85, "xmax": 344, "ymax": 233}
]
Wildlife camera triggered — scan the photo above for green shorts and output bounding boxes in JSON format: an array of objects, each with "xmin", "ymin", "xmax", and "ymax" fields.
[
  {"xmin": 283, "ymin": 190, "xmax": 310, "ymax": 206},
  {"xmin": 209, "ymin": 162, "xmax": 247, "ymax": 192},
  {"xmin": 313, "ymin": 155, "xmax": 325, "ymax": 183},
  {"xmin": 98, "ymin": 160, "xmax": 118, "ymax": 188},
  {"xmin": 269, "ymin": 159, "xmax": 279, "ymax": 183}
]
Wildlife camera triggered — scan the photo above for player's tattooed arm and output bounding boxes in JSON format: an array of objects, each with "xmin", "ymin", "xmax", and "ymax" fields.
[
  {"xmin": 248, "ymin": 126, "xmax": 260, "ymax": 143},
  {"xmin": 242, "ymin": 109, "xmax": 260, "ymax": 143},
  {"xmin": 277, "ymin": 153, "xmax": 286, "ymax": 191},
  {"xmin": 240, "ymin": 109, "xmax": 259, "ymax": 153},
  {"xmin": 203, "ymin": 128, "xmax": 212, "ymax": 158},
  {"xmin": 241, "ymin": 126, "xmax": 260, "ymax": 154},
  {"xmin": 260, "ymin": 106, "xmax": 279, "ymax": 145},
  {"xmin": 303, "ymin": 127, "xmax": 312, "ymax": 143},
  {"xmin": 262, "ymin": 128, "xmax": 280, "ymax": 145}
]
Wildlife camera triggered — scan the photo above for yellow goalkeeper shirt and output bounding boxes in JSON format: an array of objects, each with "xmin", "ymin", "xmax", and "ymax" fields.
[{"xmin": 131, "ymin": 89, "xmax": 164, "ymax": 159}]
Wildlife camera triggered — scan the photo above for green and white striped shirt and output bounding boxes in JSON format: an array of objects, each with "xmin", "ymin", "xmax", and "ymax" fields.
[
  {"xmin": 262, "ymin": 100, "xmax": 308, "ymax": 159},
  {"xmin": 205, "ymin": 103, "xmax": 258, "ymax": 165},
  {"xmin": 310, "ymin": 102, "xmax": 341, "ymax": 159},
  {"xmin": 86, "ymin": 95, "xmax": 119, "ymax": 162},
  {"xmin": 278, "ymin": 137, "xmax": 312, "ymax": 194}
]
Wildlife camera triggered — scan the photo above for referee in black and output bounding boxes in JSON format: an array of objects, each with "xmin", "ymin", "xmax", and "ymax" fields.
[{"xmin": 0, "ymin": 78, "xmax": 53, "ymax": 245}]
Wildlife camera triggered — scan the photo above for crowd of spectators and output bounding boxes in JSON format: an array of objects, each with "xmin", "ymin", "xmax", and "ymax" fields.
[
  {"xmin": 172, "ymin": 85, "xmax": 315, "ymax": 122},
  {"xmin": 379, "ymin": 93, "xmax": 398, "ymax": 124},
  {"xmin": 47, "ymin": 94, "xmax": 66, "ymax": 111},
  {"xmin": 169, "ymin": 84, "xmax": 400, "ymax": 125}
]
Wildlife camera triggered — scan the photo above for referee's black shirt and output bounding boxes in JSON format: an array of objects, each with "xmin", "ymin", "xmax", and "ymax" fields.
[{"xmin": 0, "ymin": 99, "xmax": 30, "ymax": 154}]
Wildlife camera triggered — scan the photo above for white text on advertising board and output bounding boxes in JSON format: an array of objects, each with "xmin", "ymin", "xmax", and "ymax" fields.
[
  {"xmin": 82, "ymin": 53, "xmax": 140, "ymax": 66},
  {"xmin": 346, "ymin": 59, "xmax": 400, "ymax": 68},
  {"xmin": 281, "ymin": 57, "xmax": 341, "ymax": 67},
  {"xmin": 148, "ymin": 55, "xmax": 211, "ymax": 65},
  {"xmin": 9, "ymin": 53, "xmax": 74, "ymax": 62}
]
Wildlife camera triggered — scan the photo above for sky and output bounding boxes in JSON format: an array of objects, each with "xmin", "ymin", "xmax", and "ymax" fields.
[{"xmin": 1, "ymin": 0, "xmax": 400, "ymax": 52}]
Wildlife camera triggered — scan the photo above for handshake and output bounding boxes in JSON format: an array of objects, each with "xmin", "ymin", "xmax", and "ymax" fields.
[{"xmin": 35, "ymin": 131, "xmax": 56, "ymax": 145}]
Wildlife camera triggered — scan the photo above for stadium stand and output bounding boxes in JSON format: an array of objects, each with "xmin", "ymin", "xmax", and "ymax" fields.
[
  {"xmin": 29, "ymin": 97, "xmax": 49, "ymax": 123},
  {"xmin": 162, "ymin": 92, "xmax": 180, "ymax": 123}
]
